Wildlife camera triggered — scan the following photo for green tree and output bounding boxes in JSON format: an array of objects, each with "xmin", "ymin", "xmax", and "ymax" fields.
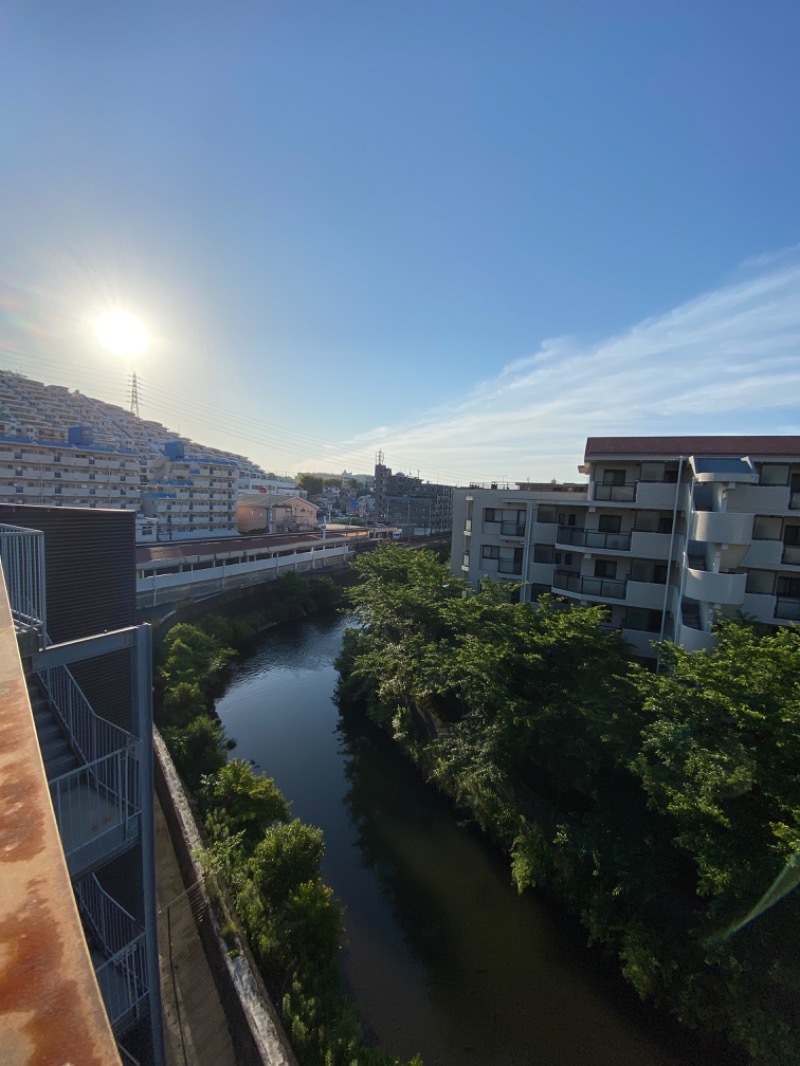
[
  {"xmin": 297, "ymin": 473, "xmax": 324, "ymax": 496},
  {"xmin": 163, "ymin": 714, "xmax": 228, "ymax": 791},
  {"xmin": 201, "ymin": 759, "xmax": 290, "ymax": 849}
]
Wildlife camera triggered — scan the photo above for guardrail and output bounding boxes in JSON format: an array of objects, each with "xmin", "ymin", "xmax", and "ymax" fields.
[{"xmin": 0, "ymin": 523, "xmax": 46, "ymax": 631}]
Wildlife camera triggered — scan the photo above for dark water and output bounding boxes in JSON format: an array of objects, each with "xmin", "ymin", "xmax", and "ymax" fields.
[{"xmin": 215, "ymin": 613, "xmax": 706, "ymax": 1066}]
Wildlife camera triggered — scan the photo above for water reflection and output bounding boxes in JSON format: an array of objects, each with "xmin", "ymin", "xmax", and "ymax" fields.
[{"xmin": 217, "ymin": 613, "xmax": 706, "ymax": 1066}]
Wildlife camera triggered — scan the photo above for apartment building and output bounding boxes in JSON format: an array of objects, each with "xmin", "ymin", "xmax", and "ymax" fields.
[
  {"xmin": 453, "ymin": 436, "xmax": 800, "ymax": 658},
  {"xmin": 0, "ymin": 426, "xmax": 141, "ymax": 512},
  {"xmin": 141, "ymin": 439, "xmax": 238, "ymax": 540},
  {"xmin": 0, "ymin": 372, "xmax": 279, "ymax": 541},
  {"xmin": 374, "ymin": 458, "xmax": 454, "ymax": 534}
]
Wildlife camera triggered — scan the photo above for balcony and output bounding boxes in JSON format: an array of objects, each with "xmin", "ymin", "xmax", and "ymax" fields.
[
  {"xmin": 742, "ymin": 539, "xmax": 782, "ymax": 568},
  {"xmin": 552, "ymin": 569, "xmax": 627, "ymax": 601},
  {"xmin": 630, "ymin": 530, "xmax": 677, "ymax": 560},
  {"xmin": 635, "ymin": 481, "xmax": 684, "ymax": 510},
  {"xmin": 500, "ymin": 522, "xmax": 526, "ymax": 537},
  {"xmin": 497, "ymin": 559, "xmax": 522, "ymax": 575},
  {"xmin": 683, "ymin": 567, "xmax": 747, "ymax": 605},
  {"xmin": 591, "ymin": 483, "xmax": 636, "ymax": 503},
  {"xmin": 782, "ymin": 543, "xmax": 800, "ymax": 566},
  {"xmin": 556, "ymin": 526, "xmax": 631, "ymax": 552},
  {"xmin": 691, "ymin": 510, "xmax": 753, "ymax": 545},
  {"xmin": 727, "ymin": 484, "xmax": 790, "ymax": 514},
  {"xmin": 677, "ymin": 624, "xmax": 717, "ymax": 653}
]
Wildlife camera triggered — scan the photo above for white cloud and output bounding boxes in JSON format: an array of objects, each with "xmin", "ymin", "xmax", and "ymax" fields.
[{"xmin": 343, "ymin": 251, "xmax": 800, "ymax": 484}]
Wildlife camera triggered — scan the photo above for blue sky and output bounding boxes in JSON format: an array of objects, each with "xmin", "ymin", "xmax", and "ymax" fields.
[{"xmin": 2, "ymin": 1, "xmax": 799, "ymax": 483}]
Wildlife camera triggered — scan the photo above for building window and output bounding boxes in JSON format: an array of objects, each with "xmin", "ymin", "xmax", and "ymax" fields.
[
  {"xmin": 640, "ymin": 461, "xmax": 665, "ymax": 483},
  {"xmin": 602, "ymin": 469, "xmax": 626, "ymax": 486},
  {"xmin": 598, "ymin": 514, "xmax": 622, "ymax": 534},
  {"xmin": 777, "ymin": 575, "xmax": 800, "ymax": 598},
  {"xmin": 484, "ymin": 508, "xmax": 500, "ymax": 523},
  {"xmin": 759, "ymin": 463, "xmax": 790, "ymax": 486},
  {"xmin": 746, "ymin": 570, "xmax": 774, "ymax": 595},
  {"xmin": 753, "ymin": 515, "xmax": 782, "ymax": 540},
  {"xmin": 533, "ymin": 544, "xmax": 555, "ymax": 564},
  {"xmin": 482, "ymin": 545, "xmax": 501, "ymax": 559},
  {"xmin": 462, "ymin": 552, "xmax": 470, "ymax": 567},
  {"xmin": 553, "ymin": 552, "xmax": 573, "ymax": 566},
  {"xmin": 594, "ymin": 559, "xmax": 617, "ymax": 579}
]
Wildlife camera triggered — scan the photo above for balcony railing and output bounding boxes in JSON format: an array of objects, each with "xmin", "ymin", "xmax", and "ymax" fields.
[
  {"xmin": 0, "ymin": 523, "xmax": 46, "ymax": 631},
  {"xmin": 782, "ymin": 543, "xmax": 800, "ymax": 565},
  {"xmin": 775, "ymin": 597, "xmax": 800, "ymax": 621},
  {"xmin": 557, "ymin": 526, "xmax": 631, "ymax": 551},
  {"xmin": 593, "ymin": 483, "xmax": 636, "ymax": 502},
  {"xmin": 497, "ymin": 560, "xmax": 522, "ymax": 575},
  {"xmin": 76, "ymin": 874, "xmax": 149, "ymax": 1035},
  {"xmin": 553, "ymin": 569, "xmax": 627, "ymax": 599},
  {"xmin": 790, "ymin": 492, "xmax": 800, "ymax": 510},
  {"xmin": 500, "ymin": 522, "xmax": 526, "ymax": 537}
]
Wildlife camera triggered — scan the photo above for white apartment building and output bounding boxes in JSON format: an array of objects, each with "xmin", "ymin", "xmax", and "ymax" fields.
[
  {"xmin": 0, "ymin": 372, "xmax": 282, "ymax": 541},
  {"xmin": 141, "ymin": 439, "xmax": 238, "ymax": 540},
  {"xmin": 453, "ymin": 436, "xmax": 800, "ymax": 658},
  {"xmin": 0, "ymin": 427, "xmax": 141, "ymax": 512}
]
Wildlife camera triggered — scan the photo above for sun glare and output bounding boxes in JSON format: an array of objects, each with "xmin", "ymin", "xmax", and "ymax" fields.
[{"xmin": 94, "ymin": 310, "xmax": 150, "ymax": 359}]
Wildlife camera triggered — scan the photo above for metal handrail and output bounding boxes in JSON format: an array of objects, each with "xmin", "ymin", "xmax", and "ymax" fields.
[
  {"xmin": 0, "ymin": 523, "xmax": 46, "ymax": 631},
  {"xmin": 94, "ymin": 932, "xmax": 149, "ymax": 1030},
  {"xmin": 37, "ymin": 663, "xmax": 136, "ymax": 767},
  {"xmin": 76, "ymin": 873, "xmax": 144, "ymax": 957},
  {"xmin": 49, "ymin": 748, "xmax": 141, "ymax": 864}
]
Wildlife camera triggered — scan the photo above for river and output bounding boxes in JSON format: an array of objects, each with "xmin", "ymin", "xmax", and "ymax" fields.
[{"xmin": 215, "ymin": 611, "xmax": 707, "ymax": 1066}]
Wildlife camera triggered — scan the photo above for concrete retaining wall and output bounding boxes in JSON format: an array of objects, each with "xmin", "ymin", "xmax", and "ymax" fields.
[{"xmin": 153, "ymin": 730, "xmax": 298, "ymax": 1066}]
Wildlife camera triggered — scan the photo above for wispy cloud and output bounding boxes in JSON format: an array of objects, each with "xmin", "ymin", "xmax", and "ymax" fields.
[{"xmin": 343, "ymin": 250, "xmax": 800, "ymax": 484}]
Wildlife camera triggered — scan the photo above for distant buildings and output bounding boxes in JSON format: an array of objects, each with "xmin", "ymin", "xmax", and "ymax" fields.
[
  {"xmin": 0, "ymin": 371, "xmax": 288, "ymax": 543},
  {"xmin": 453, "ymin": 435, "xmax": 800, "ymax": 658},
  {"xmin": 237, "ymin": 492, "xmax": 318, "ymax": 533},
  {"xmin": 374, "ymin": 456, "xmax": 454, "ymax": 534}
]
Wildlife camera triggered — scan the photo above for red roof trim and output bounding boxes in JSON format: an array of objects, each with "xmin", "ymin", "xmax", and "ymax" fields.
[{"xmin": 584, "ymin": 436, "xmax": 800, "ymax": 460}]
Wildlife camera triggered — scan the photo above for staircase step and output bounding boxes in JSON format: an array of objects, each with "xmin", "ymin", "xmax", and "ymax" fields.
[{"xmin": 46, "ymin": 751, "xmax": 80, "ymax": 779}]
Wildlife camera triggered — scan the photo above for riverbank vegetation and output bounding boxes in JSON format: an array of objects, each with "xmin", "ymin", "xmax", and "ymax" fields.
[
  {"xmin": 154, "ymin": 573, "xmax": 422, "ymax": 1066},
  {"xmin": 336, "ymin": 545, "xmax": 800, "ymax": 1066}
]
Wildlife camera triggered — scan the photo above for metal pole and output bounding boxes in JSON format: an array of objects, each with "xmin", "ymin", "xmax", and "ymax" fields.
[
  {"xmin": 132, "ymin": 623, "xmax": 166, "ymax": 1065},
  {"xmin": 657, "ymin": 456, "xmax": 685, "ymax": 672}
]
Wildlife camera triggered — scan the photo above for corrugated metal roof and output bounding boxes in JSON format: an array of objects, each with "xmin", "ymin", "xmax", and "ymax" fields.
[{"xmin": 136, "ymin": 531, "xmax": 331, "ymax": 564}]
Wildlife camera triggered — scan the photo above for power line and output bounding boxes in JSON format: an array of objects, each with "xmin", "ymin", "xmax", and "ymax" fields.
[{"xmin": 0, "ymin": 353, "xmax": 483, "ymax": 485}]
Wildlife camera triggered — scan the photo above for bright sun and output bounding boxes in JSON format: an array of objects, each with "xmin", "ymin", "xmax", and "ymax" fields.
[{"xmin": 94, "ymin": 310, "xmax": 150, "ymax": 359}]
